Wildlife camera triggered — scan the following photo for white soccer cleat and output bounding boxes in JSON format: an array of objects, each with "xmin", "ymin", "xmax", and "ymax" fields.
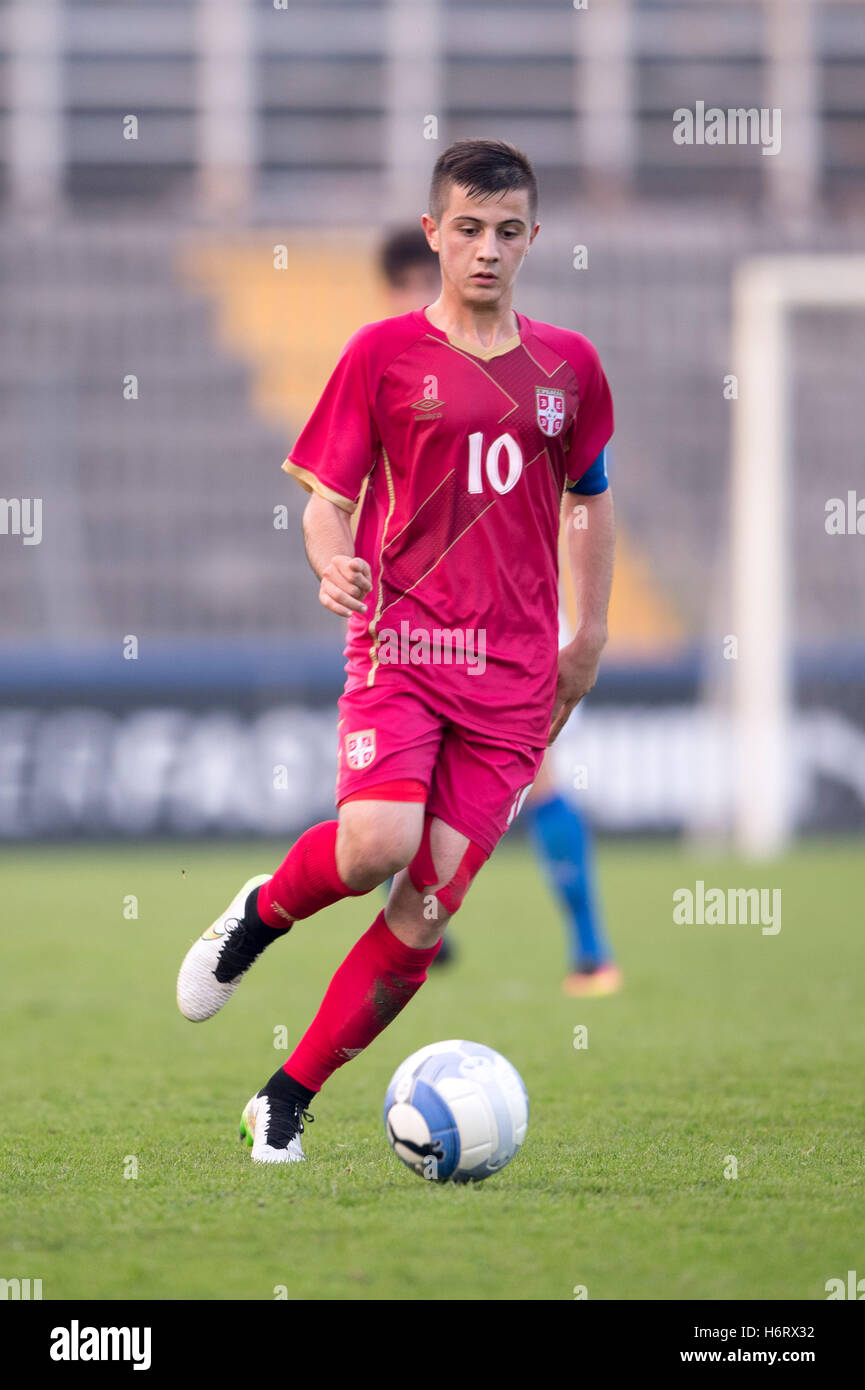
[
  {"xmin": 239, "ymin": 1093, "xmax": 312, "ymax": 1164},
  {"xmin": 176, "ymin": 873, "xmax": 275, "ymax": 1022}
]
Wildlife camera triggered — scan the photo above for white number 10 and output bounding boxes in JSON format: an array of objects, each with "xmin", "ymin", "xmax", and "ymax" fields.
[{"xmin": 467, "ymin": 431, "xmax": 524, "ymax": 496}]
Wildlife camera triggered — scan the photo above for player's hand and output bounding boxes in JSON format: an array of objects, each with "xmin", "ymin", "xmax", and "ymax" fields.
[
  {"xmin": 547, "ymin": 628, "xmax": 606, "ymax": 744},
  {"xmin": 318, "ymin": 555, "xmax": 372, "ymax": 618}
]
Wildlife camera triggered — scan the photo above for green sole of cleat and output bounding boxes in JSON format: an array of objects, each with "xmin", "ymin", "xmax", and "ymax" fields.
[{"xmin": 238, "ymin": 1118, "xmax": 254, "ymax": 1147}]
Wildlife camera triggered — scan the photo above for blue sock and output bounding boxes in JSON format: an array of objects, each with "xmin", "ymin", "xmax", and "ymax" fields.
[{"xmin": 525, "ymin": 793, "xmax": 613, "ymax": 972}]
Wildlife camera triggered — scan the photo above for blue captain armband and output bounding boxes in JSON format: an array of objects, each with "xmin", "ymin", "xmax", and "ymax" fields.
[{"xmin": 566, "ymin": 447, "xmax": 609, "ymax": 496}]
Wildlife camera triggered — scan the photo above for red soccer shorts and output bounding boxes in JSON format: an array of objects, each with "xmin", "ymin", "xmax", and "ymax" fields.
[{"xmin": 335, "ymin": 683, "xmax": 544, "ymax": 857}]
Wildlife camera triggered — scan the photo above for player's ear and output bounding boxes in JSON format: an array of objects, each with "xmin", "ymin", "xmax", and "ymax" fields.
[{"xmin": 421, "ymin": 213, "xmax": 439, "ymax": 253}]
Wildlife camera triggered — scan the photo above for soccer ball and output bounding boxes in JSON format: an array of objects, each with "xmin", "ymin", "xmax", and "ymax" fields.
[{"xmin": 383, "ymin": 1039, "xmax": 529, "ymax": 1183}]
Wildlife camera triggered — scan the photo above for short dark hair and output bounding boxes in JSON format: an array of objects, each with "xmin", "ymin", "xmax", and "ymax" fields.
[
  {"xmin": 379, "ymin": 226, "xmax": 437, "ymax": 287},
  {"xmin": 429, "ymin": 138, "xmax": 538, "ymax": 225}
]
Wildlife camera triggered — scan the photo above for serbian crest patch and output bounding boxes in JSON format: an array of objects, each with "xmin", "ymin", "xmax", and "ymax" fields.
[
  {"xmin": 344, "ymin": 728, "xmax": 377, "ymax": 771},
  {"xmin": 535, "ymin": 386, "xmax": 566, "ymax": 438}
]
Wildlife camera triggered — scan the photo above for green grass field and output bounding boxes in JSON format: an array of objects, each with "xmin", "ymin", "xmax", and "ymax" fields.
[{"xmin": 2, "ymin": 837, "xmax": 863, "ymax": 1301}]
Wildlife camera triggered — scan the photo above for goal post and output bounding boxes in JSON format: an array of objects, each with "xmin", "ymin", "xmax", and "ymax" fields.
[{"xmin": 730, "ymin": 255, "xmax": 865, "ymax": 858}]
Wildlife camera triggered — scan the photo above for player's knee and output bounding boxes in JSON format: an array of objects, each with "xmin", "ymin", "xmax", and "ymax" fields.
[{"xmin": 337, "ymin": 818, "xmax": 421, "ymax": 891}]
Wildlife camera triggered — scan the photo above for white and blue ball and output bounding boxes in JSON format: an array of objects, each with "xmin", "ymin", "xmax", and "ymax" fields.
[{"xmin": 383, "ymin": 1039, "xmax": 529, "ymax": 1183}]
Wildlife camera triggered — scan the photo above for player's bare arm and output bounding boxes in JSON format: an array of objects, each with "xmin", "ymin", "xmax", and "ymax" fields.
[
  {"xmin": 548, "ymin": 488, "xmax": 615, "ymax": 744},
  {"xmin": 302, "ymin": 492, "xmax": 372, "ymax": 617}
]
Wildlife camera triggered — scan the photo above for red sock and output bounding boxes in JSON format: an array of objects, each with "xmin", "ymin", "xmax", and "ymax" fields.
[
  {"xmin": 257, "ymin": 820, "xmax": 365, "ymax": 927},
  {"xmin": 283, "ymin": 911, "xmax": 441, "ymax": 1092}
]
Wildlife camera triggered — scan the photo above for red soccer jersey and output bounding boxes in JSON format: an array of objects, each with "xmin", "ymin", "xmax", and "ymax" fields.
[{"xmin": 284, "ymin": 307, "xmax": 614, "ymax": 746}]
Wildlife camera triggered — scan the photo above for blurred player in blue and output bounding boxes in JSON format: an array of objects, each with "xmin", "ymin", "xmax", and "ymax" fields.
[{"xmin": 379, "ymin": 227, "xmax": 621, "ymax": 996}]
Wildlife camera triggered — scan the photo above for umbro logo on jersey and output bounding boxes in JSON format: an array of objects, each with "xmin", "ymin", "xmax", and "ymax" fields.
[{"xmin": 410, "ymin": 397, "xmax": 444, "ymax": 418}]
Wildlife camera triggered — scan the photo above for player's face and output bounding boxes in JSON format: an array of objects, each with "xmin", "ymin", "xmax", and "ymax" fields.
[{"xmin": 424, "ymin": 185, "xmax": 539, "ymax": 308}]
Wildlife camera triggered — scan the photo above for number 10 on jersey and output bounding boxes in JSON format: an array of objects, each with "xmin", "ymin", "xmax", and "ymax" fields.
[{"xmin": 467, "ymin": 432, "xmax": 524, "ymax": 496}]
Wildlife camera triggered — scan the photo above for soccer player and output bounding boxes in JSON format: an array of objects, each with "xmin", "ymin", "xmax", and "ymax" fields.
[
  {"xmin": 177, "ymin": 139, "xmax": 616, "ymax": 1163},
  {"xmin": 378, "ymin": 226, "xmax": 621, "ymax": 996}
]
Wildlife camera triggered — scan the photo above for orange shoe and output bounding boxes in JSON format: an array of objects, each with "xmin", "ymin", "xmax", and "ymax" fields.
[{"xmin": 562, "ymin": 964, "xmax": 622, "ymax": 998}]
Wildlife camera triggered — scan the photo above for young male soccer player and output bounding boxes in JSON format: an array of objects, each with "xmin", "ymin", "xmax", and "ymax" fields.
[
  {"xmin": 177, "ymin": 139, "xmax": 616, "ymax": 1163},
  {"xmin": 377, "ymin": 226, "xmax": 621, "ymax": 996}
]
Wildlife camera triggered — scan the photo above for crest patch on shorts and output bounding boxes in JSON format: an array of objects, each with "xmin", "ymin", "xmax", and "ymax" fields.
[{"xmin": 345, "ymin": 728, "xmax": 377, "ymax": 770}]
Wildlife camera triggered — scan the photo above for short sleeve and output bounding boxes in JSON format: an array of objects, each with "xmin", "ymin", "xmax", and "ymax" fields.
[
  {"xmin": 282, "ymin": 330, "xmax": 379, "ymax": 513},
  {"xmin": 566, "ymin": 342, "xmax": 614, "ymax": 487}
]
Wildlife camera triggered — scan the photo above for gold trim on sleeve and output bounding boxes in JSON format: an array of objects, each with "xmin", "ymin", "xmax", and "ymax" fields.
[{"xmin": 282, "ymin": 459, "xmax": 357, "ymax": 513}]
